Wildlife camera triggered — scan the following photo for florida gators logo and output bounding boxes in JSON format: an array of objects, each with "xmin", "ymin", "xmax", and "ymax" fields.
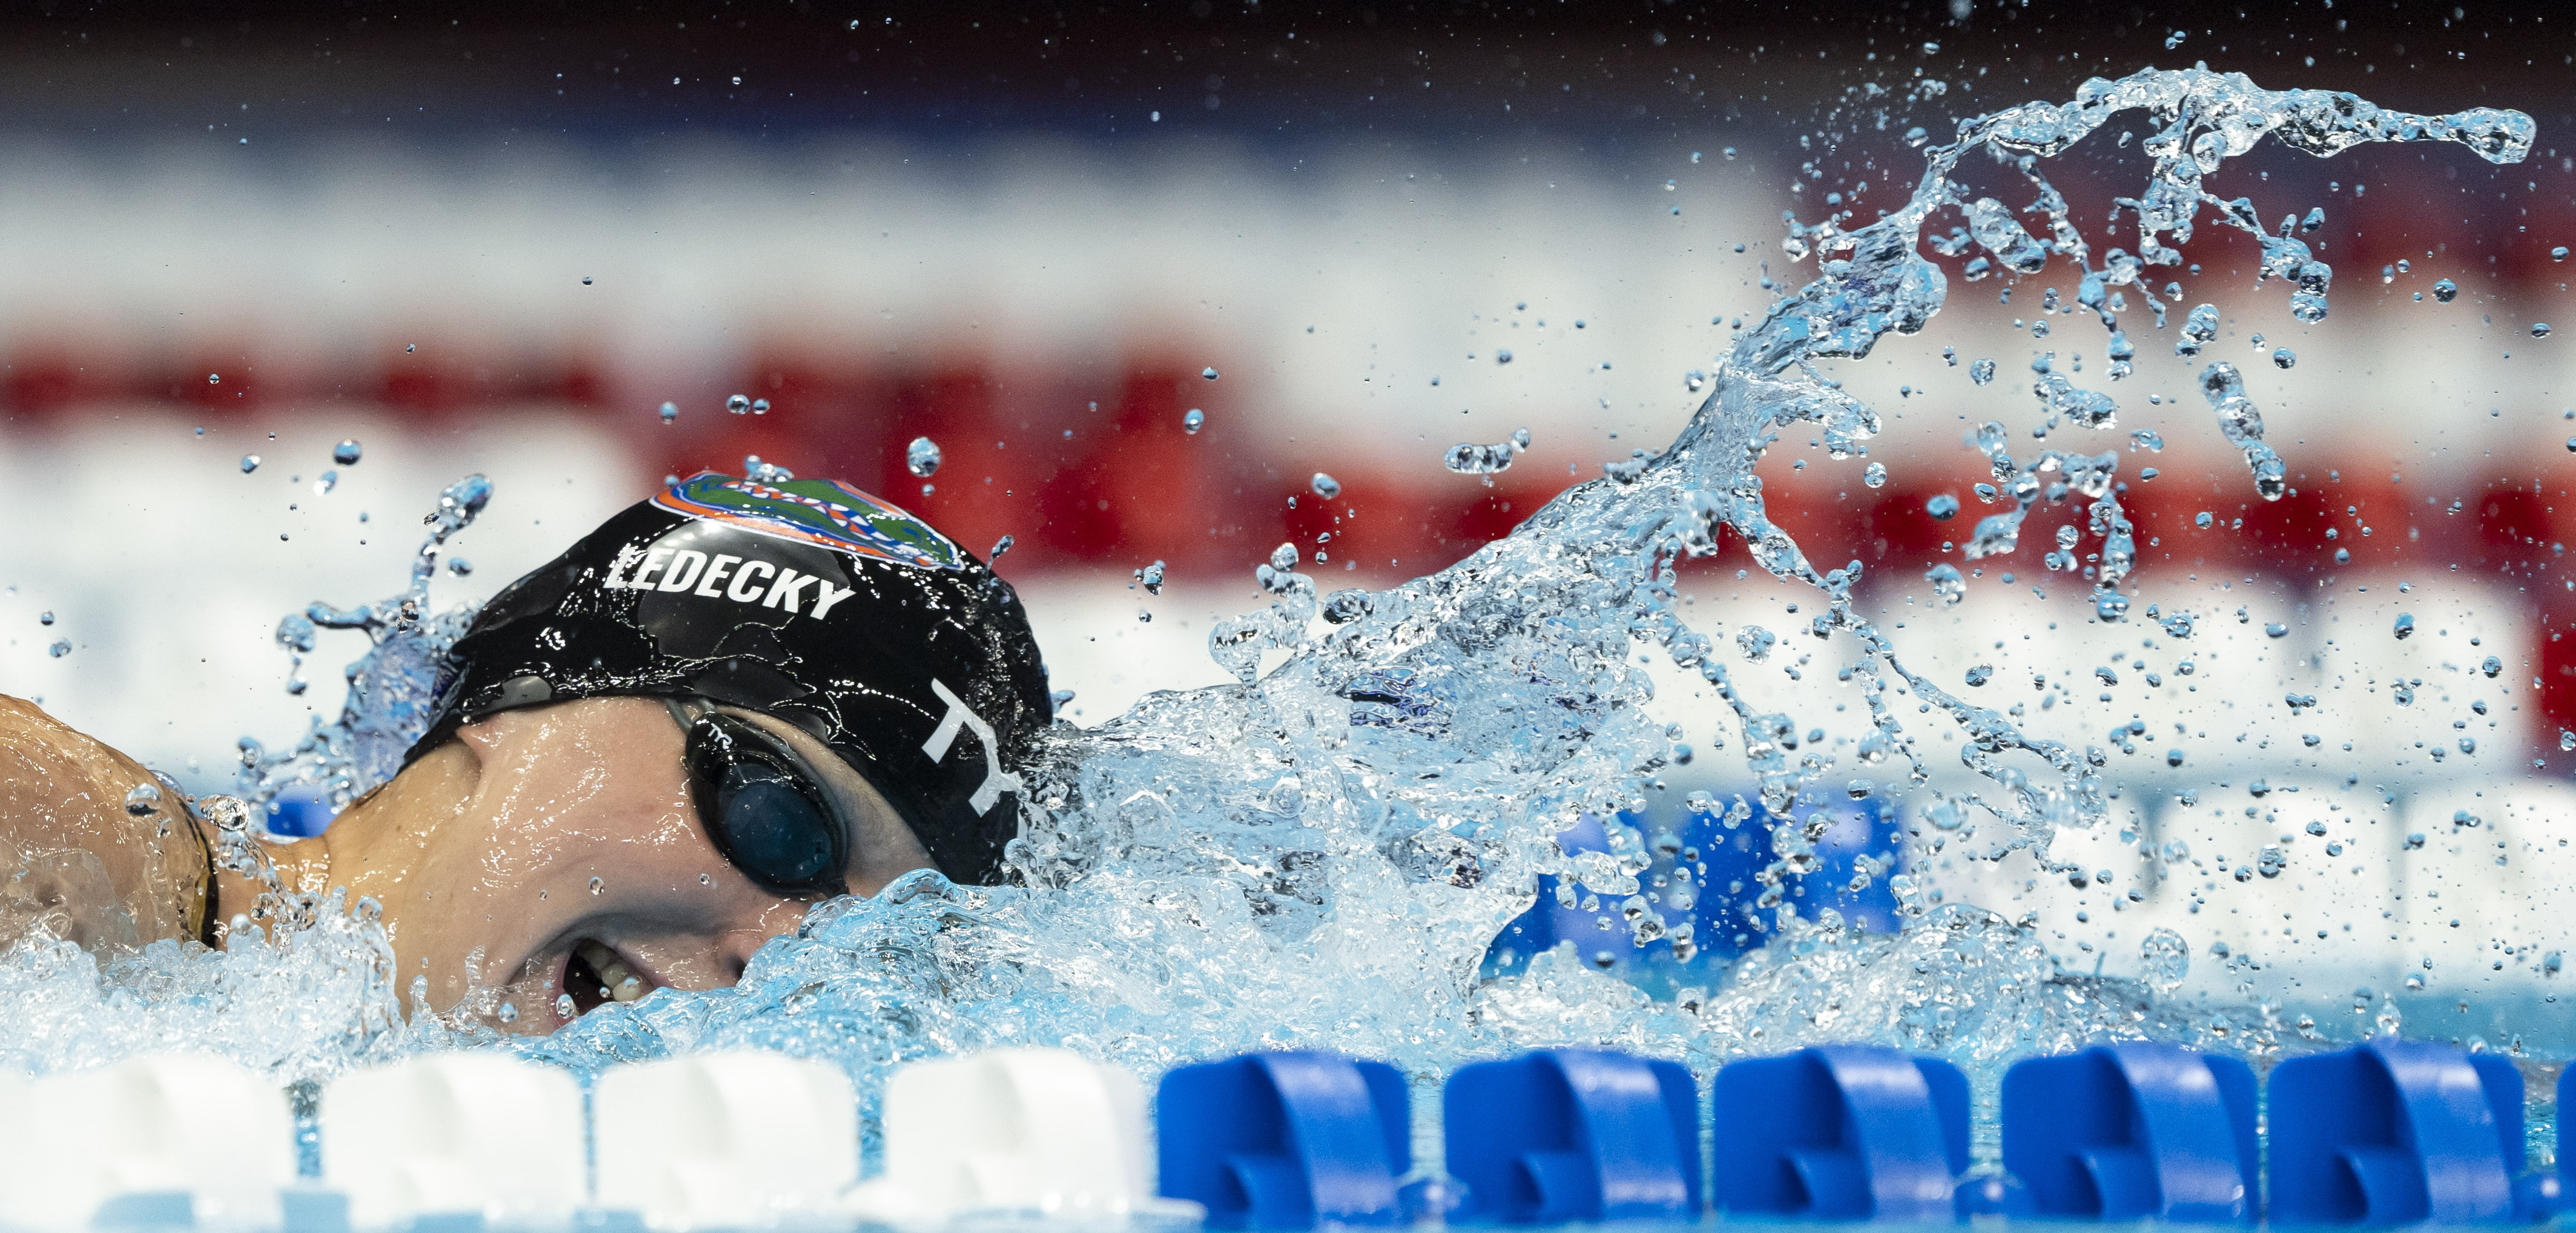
[{"xmin": 653, "ymin": 472, "xmax": 967, "ymax": 570}]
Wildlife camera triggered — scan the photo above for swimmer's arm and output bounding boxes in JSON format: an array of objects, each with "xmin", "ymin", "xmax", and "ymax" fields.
[{"xmin": 0, "ymin": 694, "xmax": 210, "ymax": 952}]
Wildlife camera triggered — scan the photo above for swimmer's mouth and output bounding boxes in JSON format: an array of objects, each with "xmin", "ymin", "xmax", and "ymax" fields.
[{"xmin": 560, "ymin": 938, "xmax": 662, "ymax": 1017}]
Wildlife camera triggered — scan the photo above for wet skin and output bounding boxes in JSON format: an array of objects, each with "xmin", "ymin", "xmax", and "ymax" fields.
[
  {"xmin": 0, "ymin": 695, "xmax": 209, "ymax": 954},
  {"xmin": 0, "ymin": 694, "xmax": 932, "ymax": 1035}
]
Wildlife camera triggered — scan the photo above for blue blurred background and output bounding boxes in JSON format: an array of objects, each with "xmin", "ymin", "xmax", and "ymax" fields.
[{"xmin": 1487, "ymin": 795, "xmax": 1906, "ymax": 987}]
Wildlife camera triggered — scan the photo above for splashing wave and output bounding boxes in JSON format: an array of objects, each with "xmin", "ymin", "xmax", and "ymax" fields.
[{"xmin": 0, "ymin": 73, "xmax": 2532, "ymax": 1122}]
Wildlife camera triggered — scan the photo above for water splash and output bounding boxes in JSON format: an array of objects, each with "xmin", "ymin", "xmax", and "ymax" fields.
[
  {"xmin": 0, "ymin": 71, "xmax": 2536, "ymax": 1122},
  {"xmin": 237, "ymin": 475, "xmax": 492, "ymax": 828},
  {"xmin": 513, "ymin": 68, "xmax": 2541, "ymax": 1103}
]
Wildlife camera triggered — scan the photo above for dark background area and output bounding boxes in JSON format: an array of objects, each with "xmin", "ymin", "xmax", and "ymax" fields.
[{"xmin": 0, "ymin": 1, "xmax": 2558, "ymax": 154}]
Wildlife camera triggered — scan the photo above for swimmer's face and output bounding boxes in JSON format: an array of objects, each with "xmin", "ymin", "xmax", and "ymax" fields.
[{"xmin": 344, "ymin": 696, "xmax": 931, "ymax": 1034}]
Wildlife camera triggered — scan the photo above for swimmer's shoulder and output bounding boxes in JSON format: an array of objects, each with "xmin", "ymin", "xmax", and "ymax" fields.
[{"xmin": 0, "ymin": 694, "xmax": 211, "ymax": 952}]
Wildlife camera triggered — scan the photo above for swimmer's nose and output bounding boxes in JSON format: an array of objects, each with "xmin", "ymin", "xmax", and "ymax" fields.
[{"xmin": 716, "ymin": 929, "xmax": 763, "ymax": 984}]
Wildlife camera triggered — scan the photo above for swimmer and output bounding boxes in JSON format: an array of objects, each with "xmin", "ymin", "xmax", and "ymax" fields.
[{"xmin": 0, "ymin": 472, "xmax": 1051, "ymax": 1031}]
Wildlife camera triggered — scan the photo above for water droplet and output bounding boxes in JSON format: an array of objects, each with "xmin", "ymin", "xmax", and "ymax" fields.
[
  {"xmin": 47, "ymin": 639, "xmax": 71, "ymax": 657},
  {"xmin": 2393, "ymin": 613, "xmax": 2414, "ymax": 640},
  {"xmin": 725, "ymin": 393, "xmax": 751, "ymax": 414},
  {"xmin": 588, "ymin": 876, "xmax": 604, "ymax": 895},
  {"xmin": 2271, "ymin": 348, "xmax": 2297, "ymax": 369},
  {"xmin": 1202, "ymin": 366, "xmax": 1220, "ymax": 380},
  {"xmin": 1963, "ymin": 664, "xmax": 1993, "ymax": 686},
  {"xmin": 1310, "ymin": 472, "xmax": 1342, "ymax": 499},
  {"xmin": 206, "ymin": 372, "xmax": 220, "ymax": 385},
  {"xmin": 2265, "ymin": 623, "xmax": 2289, "ymax": 638},
  {"xmin": 752, "ymin": 398, "xmax": 771, "ymax": 415},
  {"xmin": 2137, "ymin": 927, "xmax": 2190, "ymax": 992},
  {"xmin": 906, "ymin": 436, "xmax": 943, "ymax": 478},
  {"xmin": 555, "ymin": 993, "xmax": 576, "ymax": 1021},
  {"xmin": 2194, "ymin": 511, "xmax": 2213, "ymax": 529},
  {"xmin": 37, "ymin": 611, "xmax": 53, "ymax": 626},
  {"xmin": 331, "ymin": 439, "xmax": 362, "ymax": 465},
  {"xmin": 2433, "ymin": 278, "xmax": 2459, "ymax": 303},
  {"xmin": 2555, "ymin": 246, "xmax": 2569, "ymax": 262},
  {"xmin": 498, "ymin": 1002, "xmax": 519, "ymax": 1023},
  {"xmin": 1183, "ymin": 408, "xmax": 1206, "ymax": 434},
  {"xmin": 124, "ymin": 783, "xmax": 161, "ymax": 816},
  {"xmin": 1862, "ymin": 462, "xmax": 1888, "ymax": 488},
  {"xmin": 1135, "ymin": 560, "xmax": 1167, "ymax": 595},
  {"xmin": 1925, "ymin": 493, "xmax": 1959, "ymax": 520},
  {"xmin": 1269, "ymin": 542, "xmax": 1300, "ymax": 571},
  {"xmin": 1924, "ymin": 563, "xmax": 1966, "ymax": 606},
  {"xmin": 240, "ymin": 455, "xmax": 261, "ymax": 474},
  {"xmin": 2481, "ymin": 656, "xmax": 2503, "ymax": 677},
  {"xmin": 2176, "ymin": 303, "xmax": 2221, "ymax": 355},
  {"xmin": 2534, "ymin": 323, "xmax": 2554, "ymax": 338},
  {"xmin": 449, "ymin": 558, "xmax": 473, "ymax": 577},
  {"xmin": 659, "ymin": 401, "xmax": 679, "ymax": 425},
  {"xmin": 700, "ymin": 872, "xmax": 713, "ymax": 885},
  {"xmin": 1446, "ymin": 429, "xmax": 1532, "ymax": 476},
  {"xmin": 1494, "ymin": 349, "xmax": 1513, "ymax": 364},
  {"xmin": 1968, "ymin": 358, "xmax": 1997, "ymax": 385}
]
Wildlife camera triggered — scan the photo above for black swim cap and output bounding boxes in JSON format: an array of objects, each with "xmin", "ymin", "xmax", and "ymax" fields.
[{"xmin": 404, "ymin": 472, "xmax": 1052, "ymax": 886}]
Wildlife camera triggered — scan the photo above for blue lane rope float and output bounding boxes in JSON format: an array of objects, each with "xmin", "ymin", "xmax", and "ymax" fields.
[
  {"xmin": 2000, "ymin": 1042, "xmax": 2259, "ymax": 1223},
  {"xmin": 1440, "ymin": 1049, "xmax": 1701, "ymax": 1225},
  {"xmin": 2268, "ymin": 1039, "xmax": 2558, "ymax": 1225},
  {"xmin": 1156, "ymin": 1051, "xmax": 1411, "ymax": 1229},
  {"xmin": 1710, "ymin": 1045, "xmax": 1971, "ymax": 1222}
]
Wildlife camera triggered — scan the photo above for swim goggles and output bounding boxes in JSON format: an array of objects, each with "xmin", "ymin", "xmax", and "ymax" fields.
[{"xmin": 664, "ymin": 697, "xmax": 851, "ymax": 897}]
